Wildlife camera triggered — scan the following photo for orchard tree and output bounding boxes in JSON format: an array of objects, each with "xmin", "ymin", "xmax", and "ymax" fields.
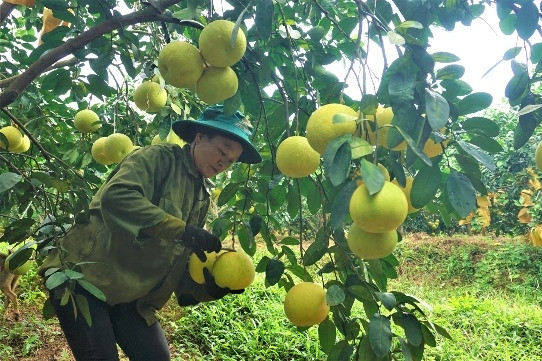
[{"xmin": 1, "ymin": 0, "xmax": 542, "ymax": 359}]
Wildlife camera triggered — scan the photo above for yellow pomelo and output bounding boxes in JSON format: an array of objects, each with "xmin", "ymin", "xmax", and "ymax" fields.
[
  {"xmin": 349, "ymin": 181, "xmax": 408, "ymax": 233},
  {"xmin": 158, "ymin": 41, "xmax": 204, "ymax": 88},
  {"xmin": 283, "ymin": 282, "xmax": 329, "ymax": 327},
  {"xmin": 151, "ymin": 134, "xmax": 166, "ymax": 145},
  {"xmin": 211, "ymin": 251, "xmax": 255, "ymax": 290},
  {"xmin": 0, "ymin": 125, "xmax": 23, "ymax": 151},
  {"xmin": 152, "ymin": 130, "xmax": 186, "ymax": 147},
  {"xmin": 5, "ymin": 252, "xmax": 32, "ymax": 275},
  {"xmin": 276, "ymin": 136, "xmax": 320, "ymax": 178},
  {"xmin": 133, "ymin": 81, "xmax": 167, "ymax": 113},
  {"xmin": 199, "ymin": 20, "xmax": 247, "ymax": 67},
  {"xmin": 13, "ymin": 134, "xmax": 31, "ymax": 153},
  {"xmin": 347, "ymin": 225, "xmax": 398, "ymax": 259},
  {"xmin": 535, "ymin": 141, "xmax": 542, "ymax": 172},
  {"xmin": 306, "ymin": 103, "xmax": 358, "ymax": 154},
  {"xmin": 364, "ymin": 106, "xmax": 406, "ymax": 151},
  {"xmin": 188, "ymin": 251, "xmax": 220, "ymax": 284},
  {"xmin": 423, "ymin": 128, "xmax": 449, "ymax": 158},
  {"xmin": 392, "ymin": 176, "xmax": 419, "ymax": 213},
  {"xmin": 74, "ymin": 109, "xmax": 101, "ymax": 133},
  {"xmin": 91, "ymin": 137, "xmax": 113, "ymax": 165},
  {"xmin": 196, "ymin": 67, "xmax": 239, "ymax": 104},
  {"xmin": 103, "ymin": 133, "xmax": 134, "ymax": 164}
]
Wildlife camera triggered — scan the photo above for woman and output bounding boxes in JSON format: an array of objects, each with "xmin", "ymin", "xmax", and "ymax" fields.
[{"xmin": 39, "ymin": 105, "xmax": 261, "ymax": 361}]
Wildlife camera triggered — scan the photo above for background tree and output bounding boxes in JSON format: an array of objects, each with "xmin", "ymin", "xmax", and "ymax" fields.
[{"xmin": 1, "ymin": 0, "xmax": 542, "ymax": 359}]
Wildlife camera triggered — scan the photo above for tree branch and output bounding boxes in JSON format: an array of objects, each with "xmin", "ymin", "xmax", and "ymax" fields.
[
  {"xmin": 0, "ymin": 2, "xmax": 16, "ymax": 25},
  {"xmin": 0, "ymin": 0, "xmax": 184, "ymax": 109},
  {"xmin": 0, "ymin": 58, "xmax": 79, "ymax": 89}
]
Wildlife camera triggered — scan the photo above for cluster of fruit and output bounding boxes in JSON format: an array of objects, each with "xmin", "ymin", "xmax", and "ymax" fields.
[
  {"xmin": 188, "ymin": 249, "xmax": 255, "ymax": 291},
  {"xmin": 0, "ymin": 125, "xmax": 30, "ymax": 153},
  {"xmin": 276, "ymin": 103, "xmax": 436, "ymax": 328},
  {"xmin": 133, "ymin": 19, "xmax": 246, "ymax": 114}
]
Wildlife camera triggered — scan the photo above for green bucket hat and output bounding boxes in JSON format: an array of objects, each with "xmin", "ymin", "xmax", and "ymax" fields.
[{"xmin": 172, "ymin": 105, "xmax": 262, "ymax": 164}]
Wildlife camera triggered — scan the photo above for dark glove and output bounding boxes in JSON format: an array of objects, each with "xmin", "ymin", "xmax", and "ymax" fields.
[
  {"xmin": 177, "ymin": 293, "xmax": 200, "ymax": 307},
  {"xmin": 203, "ymin": 268, "xmax": 245, "ymax": 300},
  {"xmin": 178, "ymin": 226, "xmax": 221, "ymax": 262}
]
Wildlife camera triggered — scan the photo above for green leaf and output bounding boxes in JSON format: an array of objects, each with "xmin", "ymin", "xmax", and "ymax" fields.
[
  {"xmin": 238, "ymin": 223, "xmax": 256, "ymax": 256},
  {"xmin": 217, "ymin": 182, "xmax": 239, "ymax": 206},
  {"xmin": 468, "ymin": 135, "xmax": 503, "ymax": 153},
  {"xmin": 456, "ymin": 92, "xmax": 493, "ymax": 115},
  {"xmin": 402, "ymin": 313, "xmax": 423, "ymax": 346},
  {"xmin": 357, "ymin": 336, "xmax": 379, "ymax": 360},
  {"xmin": 455, "ymin": 140, "xmax": 496, "ymax": 171},
  {"xmin": 436, "ymin": 64, "xmax": 465, "ymax": 80},
  {"xmin": 86, "ymin": 74, "xmax": 115, "ymax": 99},
  {"xmin": 42, "ymin": 298, "xmax": 56, "ymax": 320},
  {"xmin": 420, "ymin": 323, "xmax": 437, "ymax": 347},
  {"xmin": 32, "ymin": 171, "xmax": 71, "ymax": 192},
  {"xmin": 326, "ymin": 284, "xmax": 345, "ymax": 306},
  {"xmin": 431, "ymin": 51, "xmax": 460, "ymax": 63},
  {"xmin": 255, "ymin": 0, "xmax": 274, "ymax": 41},
  {"xmin": 350, "ymin": 137, "xmax": 373, "ymax": 159},
  {"xmin": 323, "ymin": 137, "xmax": 352, "ymax": 186},
  {"xmin": 45, "ymin": 272, "xmax": 69, "ymax": 290},
  {"xmin": 329, "ymin": 181, "xmax": 357, "ymax": 230},
  {"xmin": 0, "ymin": 172, "xmax": 22, "ymax": 193},
  {"xmin": 359, "ymin": 94, "xmax": 379, "ymax": 115},
  {"xmin": 368, "ymin": 314, "xmax": 392, "ymax": 358},
  {"xmin": 0, "ymin": 218, "xmax": 34, "ymax": 244},
  {"xmin": 424, "ymin": 89, "xmax": 449, "ymax": 130},
  {"xmin": 75, "ymin": 294, "xmax": 92, "ymax": 327},
  {"xmin": 516, "ymin": 1, "xmax": 539, "ymax": 40},
  {"xmin": 398, "ymin": 337, "xmax": 415, "ymax": 361},
  {"xmin": 503, "ymin": 46, "xmax": 522, "ymax": 60},
  {"xmin": 461, "ymin": 117, "xmax": 500, "ymax": 137},
  {"xmin": 505, "ymin": 71, "xmax": 530, "ymax": 102},
  {"xmin": 265, "ymin": 258, "xmax": 285, "ymax": 286},
  {"xmin": 531, "ymin": 42, "xmax": 542, "ymax": 64},
  {"xmin": 518, "ymin": 104, "xmax": 542, "ymax": 117},
  {"xmin": 411, "ymin": 164, "xmax": 442, "ymax": 209},
  {"xmin": 445, "ymin": 171, "xmax": 476, "ymax": 219},
  {"xmin": 318, "ymin": 319, "xmax": 336, "ymax": 354},
  {"xmin": 388, "ymin": 72, "xmax": 415, "ymax": 103},
  {"xmin": 249, "ymin": 214, "xmax": 262, "ymax": 236},
  {"xmin": 303, "ymin": 228, "xmax": 329, "ymax": 266},
  {"xmin": 375, "ymin": 292, "xmax": 396, "ymax": 310},
  {"xmin": 360, "ymin": 159, "xmax": 384, "ymax": 195},
  {"xmin": 77, "ymin": 279, "xmax": 106, "ymax": 301}
]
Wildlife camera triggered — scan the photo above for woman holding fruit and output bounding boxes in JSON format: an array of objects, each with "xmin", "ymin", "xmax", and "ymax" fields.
[{"xmin": 38, "ymin": 105, "xmax": 261, "ymax": 361}]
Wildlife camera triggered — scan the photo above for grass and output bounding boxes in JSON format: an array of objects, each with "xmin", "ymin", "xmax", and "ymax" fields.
[{"xmin": 1, "ymin": 233, "xmax": 542, "ymax": 360}]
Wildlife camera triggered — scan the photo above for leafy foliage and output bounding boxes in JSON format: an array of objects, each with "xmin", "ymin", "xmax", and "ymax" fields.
[{"xmin": 1, "ymin": 0, "xmax": 542, "ymax": 359}]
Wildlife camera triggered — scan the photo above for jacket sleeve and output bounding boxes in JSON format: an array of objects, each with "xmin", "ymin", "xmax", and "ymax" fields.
[{"xmin": 96, "ymin": 146, "xmax": 177, "ymax": 244}]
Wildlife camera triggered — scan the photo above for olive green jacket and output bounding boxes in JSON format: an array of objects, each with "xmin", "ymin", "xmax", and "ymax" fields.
[{"xmin": 40, "ymin": 143, "xmax": 216, "ymax": 325}]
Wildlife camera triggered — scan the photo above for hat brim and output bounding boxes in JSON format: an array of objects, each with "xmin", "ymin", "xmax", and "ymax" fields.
[{"xmin": 172, "ymin": 119, "xmax": 262, "ymax": 164}]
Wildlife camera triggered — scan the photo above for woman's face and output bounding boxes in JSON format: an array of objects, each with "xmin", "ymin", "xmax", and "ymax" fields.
[{"xmin": 192, "ymin": 133, "xmax": 243, "ymax": 178}]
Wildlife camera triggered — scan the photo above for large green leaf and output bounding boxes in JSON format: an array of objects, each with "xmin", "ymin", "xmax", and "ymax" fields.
[
  {"xmin": 368, "ymin": 313, "xmax": 392, "ymax": 358},
  {"xmin": 456, "ymin": 92, "xmax": 493, "ymax": 115},
  {"xmin": 505, "ymin": 70, "xmax": 530, "ymax": 102},
  {"xmin": 425, "ymin": 88, "xmax": 449, "ymax": 131},
  {"xmin": 329, "ymin": 180, "xmax": 357, "ymax": 230},
  {"xmin": 318, "ymin": 319, "xmax": 336, "ymax": 354},
  {"xmin": 445, "ymin": 171, "xmax": 476, "ymax": 219},
  {"xmin": 323, "ymin": 136, "xmax": 352, "ymax": 186},
  {"xmin": 360, "ymin": 159, "xmax": 385, "ymax": 195},
  {"xmin": 255, "ymin": 0, "xmax": 274, "ymax": 41},
  {"xmin": 265, "ymin": 258, "xmax": 285, "ymax": 286},
  {"xmin": 461, "ymin": 117, "xmax": 500, "ymax": 137},
  {"xmin": 303, "ymin": 228, "xmax": 329, "ymax": 266},
  {"xmin": 401, "ymin": 313, "xmax": 423, "ymax": 347},
  {"xmin": 516, "ymin": 1, "xmax": 539, "ymax": 40},
  {"xmin": 0, "ymin": 172, "xmax": 22, "ymax": 193},
  {"xmin": 411, "ymin": 164, "xmax": 441, "ymax": 209},
  {"xmin": 455, "ymin": 140, "xmax": 496, "ymax": 171}
]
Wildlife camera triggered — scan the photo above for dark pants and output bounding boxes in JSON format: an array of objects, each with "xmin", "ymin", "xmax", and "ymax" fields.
[{"xmin": 50, "ymin": 286, "xmax": 170, "ymax": 361}]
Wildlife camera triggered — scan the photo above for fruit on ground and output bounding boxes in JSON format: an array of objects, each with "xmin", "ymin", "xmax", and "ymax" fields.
[
  {"xmin": 211, "ymin": 251, "xmax": 255, "ymax": 290},
  {"xmin": 91, "ymin": 137, "xmax": 113, "ymax": 165},
  {"xmin": 391, "ymin": 176, "xmax": 419, "ymax": 213},
  {"xmin": 13, "ymin": 135, "xmax": 31, "ymax": 153},
  {"xmin": 536, "ymin": 141, "xmax": 542, "ymax": 172},
  {"xmin": 276, "ymin": 136, "xmax": 320, "ymax": 178},
  {"xmin": 347, "ymin": 225, "xmax": 398, "ymax": 259},
  {"xmin": 188, "ymin": 251, "xmax": 220, "ymax": 284},
  {"xmin": 364, "ymin": 106, "xmax": 407, "ymax": 151},
  {"xmin": 0, "ymin": 125, "xmax": 23, "ymax": 151},
  {"xmin": 306, "ymin": 103, "xmax": 358, "ymax": 154},
  {"xmin": 196, "ymin": 67, "xmax": 238, "ymax": 104},
  {"xmin": 133, "ymin": 81, "xmax": 167, "ymax": 113},
  {"xmin": 158, "ymin": 41, "xmax": 204, "ymax": 88},
  {"xmin": 5, "ymin": 252, "xmax": 32, "ymax": 275},
  {"xmin": 199, "ymin": 20, "xmax": 247, "ymax": 67},
  {"xmin": 283, "ymin": 282, "xmax": 329, "ymax": 327},
  {"xmin": 103, "ymin": 133, "xmax": 134, "ymax": 163},
  {"xmin": 349, "ymin": 181, "xmax": 408, "ymax": 233},
  {"xmin": 74, "ymin": 109, "xmax": 101, "ymax": 133}
]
